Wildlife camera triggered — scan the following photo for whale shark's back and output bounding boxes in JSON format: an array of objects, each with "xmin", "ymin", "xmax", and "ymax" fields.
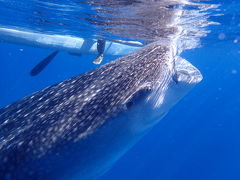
[{"xmin": 0, "ymin": 41, "xmax": 174, "ymax": 179}]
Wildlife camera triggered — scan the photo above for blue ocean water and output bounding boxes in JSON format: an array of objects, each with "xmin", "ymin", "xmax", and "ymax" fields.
[{"xmin": 0, "ymin": 0, "xmax": 240, "ymax": 180}]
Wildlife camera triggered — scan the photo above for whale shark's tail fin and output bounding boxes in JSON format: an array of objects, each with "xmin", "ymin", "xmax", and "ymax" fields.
[{"xmin": 30, "ymin": 50, "xmax": 59, "ymax": 76}]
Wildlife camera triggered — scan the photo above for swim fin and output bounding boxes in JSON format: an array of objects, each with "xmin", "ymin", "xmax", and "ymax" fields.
[{"xmin": 30, "ymin": 51, "xmax": 59, "ymax": 76}]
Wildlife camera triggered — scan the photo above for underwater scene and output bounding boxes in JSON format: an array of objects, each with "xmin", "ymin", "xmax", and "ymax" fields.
[{"xmin": 0, "ymin": 0, "xmax": 239, "ymax": 179}]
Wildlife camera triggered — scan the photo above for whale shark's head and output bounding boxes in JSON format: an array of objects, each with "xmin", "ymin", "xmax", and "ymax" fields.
[
  {"xmin": 124, "ymin": 56, "xmax": 202, "ymax": 133},
  {"xmin": 158, "ymin": 56, "xmax": 203, "ymax": 109}
]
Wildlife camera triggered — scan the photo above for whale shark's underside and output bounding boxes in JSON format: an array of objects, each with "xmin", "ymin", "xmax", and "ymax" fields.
[{"xmin": 0, "ymin": 0, "xmax": 208, "ymax": 179}]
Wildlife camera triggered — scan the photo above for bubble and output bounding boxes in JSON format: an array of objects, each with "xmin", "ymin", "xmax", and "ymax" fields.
[
  {"xmin": 231, "ymin": 69, "xmax": 238, "ymax": 74},
  {"xmin": 218, "ymin": 33, "xmax": 225, "ymax": 40}
]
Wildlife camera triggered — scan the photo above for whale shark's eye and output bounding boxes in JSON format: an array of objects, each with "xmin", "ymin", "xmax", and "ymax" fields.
[{"xmin": 172, "ymin": 73, "xmax": 179, "ymax": 84}]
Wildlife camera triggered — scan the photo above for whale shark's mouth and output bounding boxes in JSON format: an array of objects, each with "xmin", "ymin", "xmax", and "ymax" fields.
[
  {"xmin": 147, "ymin": 55, "xmax": 202, "ymax": 111},
  {"xmin": 174, "ymin": 56, "xmax": 203, "ymax": 85},
  {"xmin": 132, "ymin": 56, "xmax": 203, "ymax": 134}
]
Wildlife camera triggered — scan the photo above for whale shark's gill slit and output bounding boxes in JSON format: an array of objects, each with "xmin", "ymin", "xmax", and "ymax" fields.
[
  {"xmin": 172, "ymin": 55, "xmax": 178, "ymax": 84},
  {"xmin": 150, "ymin": 70, "xmax": 172, "ymax": 108}
]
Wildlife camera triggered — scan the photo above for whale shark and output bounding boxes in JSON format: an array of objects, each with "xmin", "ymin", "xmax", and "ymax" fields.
[
  {"xmin": 0, "ymin": 0, "xmax": 212, "ymax": 179},
  {"xmin": 0, "ymin": 39, "xmax": 202, "ymax": 180}
]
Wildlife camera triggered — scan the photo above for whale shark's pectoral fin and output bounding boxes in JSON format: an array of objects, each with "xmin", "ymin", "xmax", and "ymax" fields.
[
  {"xmin": 93, "ymin": 39, "xmax": 106, "ymax": 64},
  {"xmin": 30, "ymin": 50, "xmax": 59, "ymax": 76}
]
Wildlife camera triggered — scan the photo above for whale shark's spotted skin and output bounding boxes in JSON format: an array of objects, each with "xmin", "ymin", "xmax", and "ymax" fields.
[{"xmin": 0, "ymin": 41, "xmax": 176, "ymax": 180}]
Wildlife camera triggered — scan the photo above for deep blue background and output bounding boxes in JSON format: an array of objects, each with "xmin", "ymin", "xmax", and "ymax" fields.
[
  {"xmin": 0, "ymin": 0, "xmax": 240, "ymax": 180},
  {"xmin": 101, "ymin": 40, "xmax": 240, "ymax": 180}
]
